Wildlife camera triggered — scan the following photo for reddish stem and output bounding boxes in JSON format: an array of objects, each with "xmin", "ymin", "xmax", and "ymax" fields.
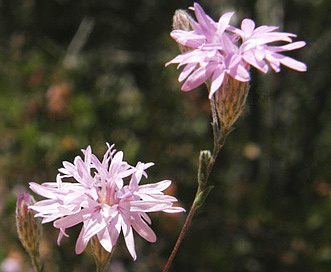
[{"xmin": 162, "ymin": 203, "xmax": 198, "ymax": 272}]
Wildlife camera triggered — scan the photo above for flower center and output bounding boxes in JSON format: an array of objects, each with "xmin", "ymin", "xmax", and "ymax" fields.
[{"xmin": 99, "ymin": 184, "xmax": 117, "ymax": 206}]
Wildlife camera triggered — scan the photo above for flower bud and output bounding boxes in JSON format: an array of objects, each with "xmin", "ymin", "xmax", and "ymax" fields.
[
  {"xmin": 16, "ymin": 193, "xmax": 42, "ymax": 258},
  {"xmin": 172, "ymin": 9, "xmax": 193, "ymax": 31},
  {"xmin": 198, "ymin": 150, "xmax": 211, "ymax": 188},
  {"xmin": 172, "ymin": 9, "xmax": 194, "ymax": 53}
]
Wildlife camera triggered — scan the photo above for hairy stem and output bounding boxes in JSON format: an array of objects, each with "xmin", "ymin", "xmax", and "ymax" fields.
[
  {"xmin": 29, "ymin": 251, "xmax": 44, "ymax": 272},
  {"xmin": 163, "ymin": 97, "xmax": 231, "ymax": 271},
  {"xmin": 163, "ymin": 203, "xmax": 198, "ymax": 272},
  {"xmin": 91, "ymin": 236, "xmax": 113, "ymax": 272}
]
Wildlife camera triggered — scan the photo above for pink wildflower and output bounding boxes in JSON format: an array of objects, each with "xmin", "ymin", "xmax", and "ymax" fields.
[
  {"xmin": 232, "ymin": 18, "xmax": 307, "ymax": 73},
  {"xmin": 29, "ymin": 144, "xmax": 184, "ymax": 260},
  {"xmin": 166, "ymin": 2, "xmax": 307, "ymax": 98}
]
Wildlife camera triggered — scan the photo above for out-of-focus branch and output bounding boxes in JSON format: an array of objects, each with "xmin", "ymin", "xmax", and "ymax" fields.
[{"xmin": 63, "ymin": 16, "xmax": 95, "ymax": 69}]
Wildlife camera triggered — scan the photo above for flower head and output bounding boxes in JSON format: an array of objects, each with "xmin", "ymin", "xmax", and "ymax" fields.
[
  {"xmin": 29, "ymin": 144, "xmax": 184, "ymax": 260},
  {"xmin": 166, "ymin": 2, "xmax": 307, "ymax": 98}
]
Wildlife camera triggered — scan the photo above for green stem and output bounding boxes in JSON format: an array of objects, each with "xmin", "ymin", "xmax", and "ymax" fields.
[
  {"xmin": 96, "ymin": 263, "xmax": 107, "ymax": 272},
  {"xmin": 29, "ymin": 251, "xmax": 44, "ymax": 272},
  {"xmin": 163, "ymin": 147, "xmax": 224, "ymax": 271},
  {"xmin": 91, "ymin": 236, "xmax": 113, "ymax": 272},
  {"xmin": 162, "ymin": 172, "xmax": 212, "ymax": 272},
  {"xmin": 162, "ymin": 203, "xmax": 198, "ymax": 272},
  {"xmin": 163, "ymin": 95, "xmax": 232, "ymax": 272}
]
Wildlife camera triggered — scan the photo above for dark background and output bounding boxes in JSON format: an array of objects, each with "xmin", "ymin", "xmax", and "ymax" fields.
[{"xmin": 0, "ymin": 0, "xmax": 330, "ymax": 271}]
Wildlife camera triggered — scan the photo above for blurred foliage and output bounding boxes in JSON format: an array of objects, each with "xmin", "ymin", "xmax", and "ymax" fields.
[{"xmin": 0, "ymin": 0, "xmax": 330, "ymax": 271}]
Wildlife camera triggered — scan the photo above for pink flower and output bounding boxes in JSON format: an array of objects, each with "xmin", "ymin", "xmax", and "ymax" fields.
[
  {"xmin": 232, "ymin": 18, "xmax": 307, "ymax": 73},
  {"xmin": 166, "ymin": 3, "xmax": 249, "ymax": 98},
  {"xmin": 29, "ymin": 144, "xmax": 184, "ymax": 260},
  {"xmin": 166, "ymin": 2, "xmax": 307, "ymax": 98}
]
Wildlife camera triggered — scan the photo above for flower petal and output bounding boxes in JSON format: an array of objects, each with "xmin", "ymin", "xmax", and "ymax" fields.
[{"xmin": 131, "ymin": 215, "xmax": 157, "ymax": 243}]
